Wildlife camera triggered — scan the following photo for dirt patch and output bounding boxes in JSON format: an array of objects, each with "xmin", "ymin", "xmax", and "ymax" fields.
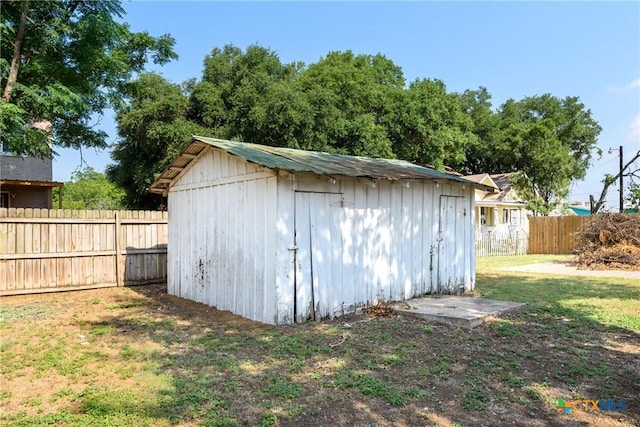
[{"xmin": 1, "ymin": 284, "xmax": 638, "ymax": 426}]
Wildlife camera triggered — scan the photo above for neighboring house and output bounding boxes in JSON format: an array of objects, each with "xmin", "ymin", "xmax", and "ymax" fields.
[
  {"xmin": 150, "ymin": 136, "xmax": 492, "ymax": 325},
  {"xmin": 0, "ymin": 152, "xmax": 63, "ymax": 209},
  {"xmin": 464, "ymin": 173, "xmax": 529, "ymax": 236}
]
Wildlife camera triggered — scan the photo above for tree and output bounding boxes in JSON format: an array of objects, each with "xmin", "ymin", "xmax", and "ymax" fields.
[
  {"xmin": 54, "ymin": 167, "xmax": 124, "ymax": 210},
  {"xmin": 0, "ymin": 0, "xmax": 176, "ymax": 157},
  {"xmin": 107, "ymin": 43, "xmax": 602, "ymax": 212},
  {"xmin": 491, "ymin": 95, "xmax": 602, "ymax": 214},
  {"xmin": 296, "ymin": 50, "xmax": 403, "ymax": 157},
  {"xmin": 188, "ymin": 44, "xmax": 306, "ymax": 147},
  {"xmin": 627, "ymin": 182, "xmax": 640, "ymax": 211},
  {"xmin": 456, "ymin": 87, "xmax": 500, "ymax": 174},
  {"xmin": 108, "ymin": 73, "xmax": 205, "ymax": 210},
  {"xmin": 395, "ymin": 78, "xmax": 475, "ymax": 169},
  {"xmin": 591, "ymin": 149, "xmax": 640, "ymax": 213}
]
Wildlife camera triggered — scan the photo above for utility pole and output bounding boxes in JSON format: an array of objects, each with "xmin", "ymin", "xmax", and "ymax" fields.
[{"xmin": 619, "ymin": 145, "xmax": 624, "ymax": 213}]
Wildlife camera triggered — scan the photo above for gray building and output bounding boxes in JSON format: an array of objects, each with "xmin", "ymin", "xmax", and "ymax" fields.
[{"xmin": 0, "ymin": 153, "xmax": 63, "ymax": 209}]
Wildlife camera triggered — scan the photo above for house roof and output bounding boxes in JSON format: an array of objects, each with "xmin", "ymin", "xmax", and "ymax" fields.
[
  {"xmin": 464, "ymin": 174, "xmax": 499, "ymax": 190},
  {"xmin": 464, "ymin": 172, "xmax": 525, "ymax": 204},
  {"xmin": 149, "ymin": 136, "xmax": 495, "ymax": 196}
]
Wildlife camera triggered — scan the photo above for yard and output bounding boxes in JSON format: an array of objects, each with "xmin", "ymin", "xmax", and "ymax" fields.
[{"xmin": 1, "ymin": 255, "xmax": 638, "ymax": 426}]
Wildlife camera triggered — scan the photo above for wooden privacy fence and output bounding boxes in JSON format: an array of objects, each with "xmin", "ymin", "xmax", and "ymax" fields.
[
  {"xmin": 528, "ymin": 216, "xmax": 592, "ymax": 255},
  {"xmin": 0, "ymin": 208, "xmax": 168, "ymax": 296}
]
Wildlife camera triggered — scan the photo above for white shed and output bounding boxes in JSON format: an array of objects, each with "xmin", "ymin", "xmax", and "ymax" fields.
[{"xmin": 150, "ymin": 137, "xmax": 490, "ymax": 324}]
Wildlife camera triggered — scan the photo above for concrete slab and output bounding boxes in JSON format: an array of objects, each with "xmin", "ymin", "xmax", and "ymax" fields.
[{"xmin": 392, "ymin": 296, "xmax": 525, "ymax": 329}]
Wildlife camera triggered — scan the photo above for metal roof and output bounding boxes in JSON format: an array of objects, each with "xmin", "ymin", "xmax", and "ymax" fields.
[{"xmin": 149, "ymin": 136, "xmax": 494, "ymax": 195}]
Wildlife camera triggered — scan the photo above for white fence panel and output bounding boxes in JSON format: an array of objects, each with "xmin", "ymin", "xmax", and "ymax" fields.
[{"xmin": 475, "ymin": 230, "xmax": 528, "ymax": 258}]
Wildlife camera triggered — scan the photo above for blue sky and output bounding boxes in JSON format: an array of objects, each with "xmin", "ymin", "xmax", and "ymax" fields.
[{"xmin": 53, "ymin": 1, "xmax": 640, "ymax": 208}]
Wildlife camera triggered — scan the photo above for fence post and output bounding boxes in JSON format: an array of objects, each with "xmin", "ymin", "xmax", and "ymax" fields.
[{"xmin": 115, "ymin": 210, "xmax": 123, "ymax": 286}]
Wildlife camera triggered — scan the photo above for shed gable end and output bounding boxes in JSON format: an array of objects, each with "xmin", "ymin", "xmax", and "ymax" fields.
[{"xmin": 171, "ymin": 148, "xmax": 274, "ymax": 193}]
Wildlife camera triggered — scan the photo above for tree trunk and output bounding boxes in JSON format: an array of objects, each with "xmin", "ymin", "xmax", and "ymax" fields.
[
  {"xmin": 2, "ymin": 0, "xmax": 30, "ymax": 102},
  {"xmin": 592, "ymin": 150, "xmax": 640, "ymax": 214}
]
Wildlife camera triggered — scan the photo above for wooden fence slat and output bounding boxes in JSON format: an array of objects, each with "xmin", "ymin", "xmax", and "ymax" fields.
[
  {"xmin": 0, "ymin": 208, "xmax": 167, "ymax": 295},
  {"xmin": 528, "ymin": 216, "xmax": 592, "ymax": 255}
]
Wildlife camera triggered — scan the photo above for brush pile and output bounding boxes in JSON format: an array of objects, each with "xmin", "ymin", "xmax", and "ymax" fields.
[
  {"xmin": 362, "ymin": 301, "xmax": 396, "ymax": 318},
  {"xmin": 572, "ymin": 213, "xmax": 640, "ymax": 270}
]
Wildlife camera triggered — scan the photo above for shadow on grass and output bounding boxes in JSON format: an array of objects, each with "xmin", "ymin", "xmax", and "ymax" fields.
[{"xmin": 3, "ymin": 277, "xmax": 638, "ymax": 427}]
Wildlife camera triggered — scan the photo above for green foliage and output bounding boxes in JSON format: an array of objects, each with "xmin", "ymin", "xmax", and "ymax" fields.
[
  {"xmin": 108, "ymin": 73, "xmax": 204, "ymax": 209},
  {"xmin": 109, "ymin": 43, "xmax": 601, "ymax": 211},
  {"xmin": 264, "ymin": 378, "xmax": 303, "ymax": 399},
  {"xmin": 331, "ymin": 371, "xmax": 407, "ymax": 406},
  {"xmin": 626, "ymin": 182, "xmax": 640, "ymax": 210},
  {"xmin": 494, "ymin": 95, "xmax": 601, "ymax": 213},
  {"xmin": 0, "ymin": 0, "xmax": 176, "ymax": 157},
  {"xmin": 395, "ymin": 78, "xmax": 475, "ymax": 168},
  {"xmin": 455, "ymin": 93, "xmax": 601, "ymax": 214},
  {"xmin": 296, "ymin": 50, "xmax": 402, "ymax": 157},
  {"xmin": 53, "ymin": 167, "xmax": 124, "ymax": 210}
]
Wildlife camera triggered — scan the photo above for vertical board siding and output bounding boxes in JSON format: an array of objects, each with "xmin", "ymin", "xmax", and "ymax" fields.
[
  {"xmin": 167, "ymin": 149, "xmax": 279, "ymax": 324},
  {"xmin": 528, "ymin": 216, "xmax": 592, "ymax": 254},
  {"xmin": 284, "ymin": 177, "xmax": 474, "ymax": 324},
  {"xmin": 0, "ymin": 208, "xmax": 167, "ymax": 295},
  {"xmin": 168, "ymin": 148, "xmax": 475, "ymax": 325}
]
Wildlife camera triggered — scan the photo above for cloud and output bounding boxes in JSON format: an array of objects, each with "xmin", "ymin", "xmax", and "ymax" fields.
[
  {"xmin": 629, "ymin": 113, "xmax": 640, "ymax": 141},
  {"xmin": 609, "ymin": 79, "xmax": 640, "ymax": 92}
]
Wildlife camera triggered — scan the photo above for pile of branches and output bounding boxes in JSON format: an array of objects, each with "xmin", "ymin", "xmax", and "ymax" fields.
[{"xmin": 573, "ymin": 213, "xmax": 640, "ymax": 270}]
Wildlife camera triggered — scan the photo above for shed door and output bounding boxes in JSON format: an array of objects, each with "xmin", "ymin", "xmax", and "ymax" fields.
[
  {"xmin": 438, "ymin": 195, "xmax": 465, "ymax": 293},
  {"xmin": 294, "ymin": 191, "xmax": 343, "ymax": 322}
]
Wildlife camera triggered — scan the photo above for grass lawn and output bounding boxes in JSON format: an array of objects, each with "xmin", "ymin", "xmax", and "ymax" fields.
[{"xmin": 1, "ymin": 255, "xmax": 638, "ymax": 426}]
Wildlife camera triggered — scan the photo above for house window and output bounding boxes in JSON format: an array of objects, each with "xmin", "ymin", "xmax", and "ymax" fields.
[
  {"xmin": 503, "ymin": 209, "xmax": 520, "ymax": 225},
  {"xmin": 510, "ymin": 209, "xmax": 520, "ymax": 225},
  {"xmin": 480, "ymin": 207, "xmax": 487, "ymax": 225},
  {"xmin": 0, "ymin": 192, "xmax": 9, "ymax": 208}
]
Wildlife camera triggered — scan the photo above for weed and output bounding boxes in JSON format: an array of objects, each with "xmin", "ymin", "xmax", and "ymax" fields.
[
  {"xmin": 522, "ymin": 385, "xmax": 543, "ymax": 401},
  {"xmin": 23, "ymin": 395, "xmax": 41, "ymax": 407},
  {"xmin": 489, "ymin": 319, "xmax": 522, "ymax": 337},
  {"xmin": 265, "ymin": 378, "xmax": 303, "ymax": 399},
  {"xmin": 499, "ymin": 372, "xmax": 525, "ymax": 388},
  {"xmin": 555, "ymin": 361, "xmax": 610, "ymax": 386},
  {"xmin": 382, "ymin": 350, "xmax": 406, "ymax": 366},
  {"xmin": 287, "ymin": 358, "xmax": 306, "ymax": 373},
  {"xmin": 287, "ymin": 403, "xmax": 307, "ymax": 417},
  {"xmin": 463, "ymin": 382, "xmax": 488, "ymax": 411},
  {"xmin": 261, "ymin": 413, "xmax": 277, "ymax": 427},
  {"xmin": 0, "ymin": 305, "xmax": 47, "ymax": 320},
  {"xmin": 90, "ymin": 323, "xmax": 113, "ymax": 336},
  {"xmin": 49, "ymin": 388, "xmax": 74, "ymax": 403},
  {"xmin": 106, "ymin": 301, "xmax": 145, "ymax": 310},
  {"xmin": 120, "ymin": 345, "xmax": 141, "ymax": 361},
  {"xmin": 331, "ymin": 371, "xmax": 407, "ymax": 406}
]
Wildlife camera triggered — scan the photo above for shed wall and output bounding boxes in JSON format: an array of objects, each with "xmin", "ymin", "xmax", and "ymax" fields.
[
  {"xmin": 274, "ymin": 174, "xmax": 475, "ymax": 324},
  {"xmin": 167, "ymin": 149, "xmax": 278, "ymax": 323}
]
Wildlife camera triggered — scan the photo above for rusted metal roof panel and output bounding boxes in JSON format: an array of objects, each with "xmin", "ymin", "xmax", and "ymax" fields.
[{"xmin": 150, "ymin": 136, "xmax": 494, "ymax": 195}]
